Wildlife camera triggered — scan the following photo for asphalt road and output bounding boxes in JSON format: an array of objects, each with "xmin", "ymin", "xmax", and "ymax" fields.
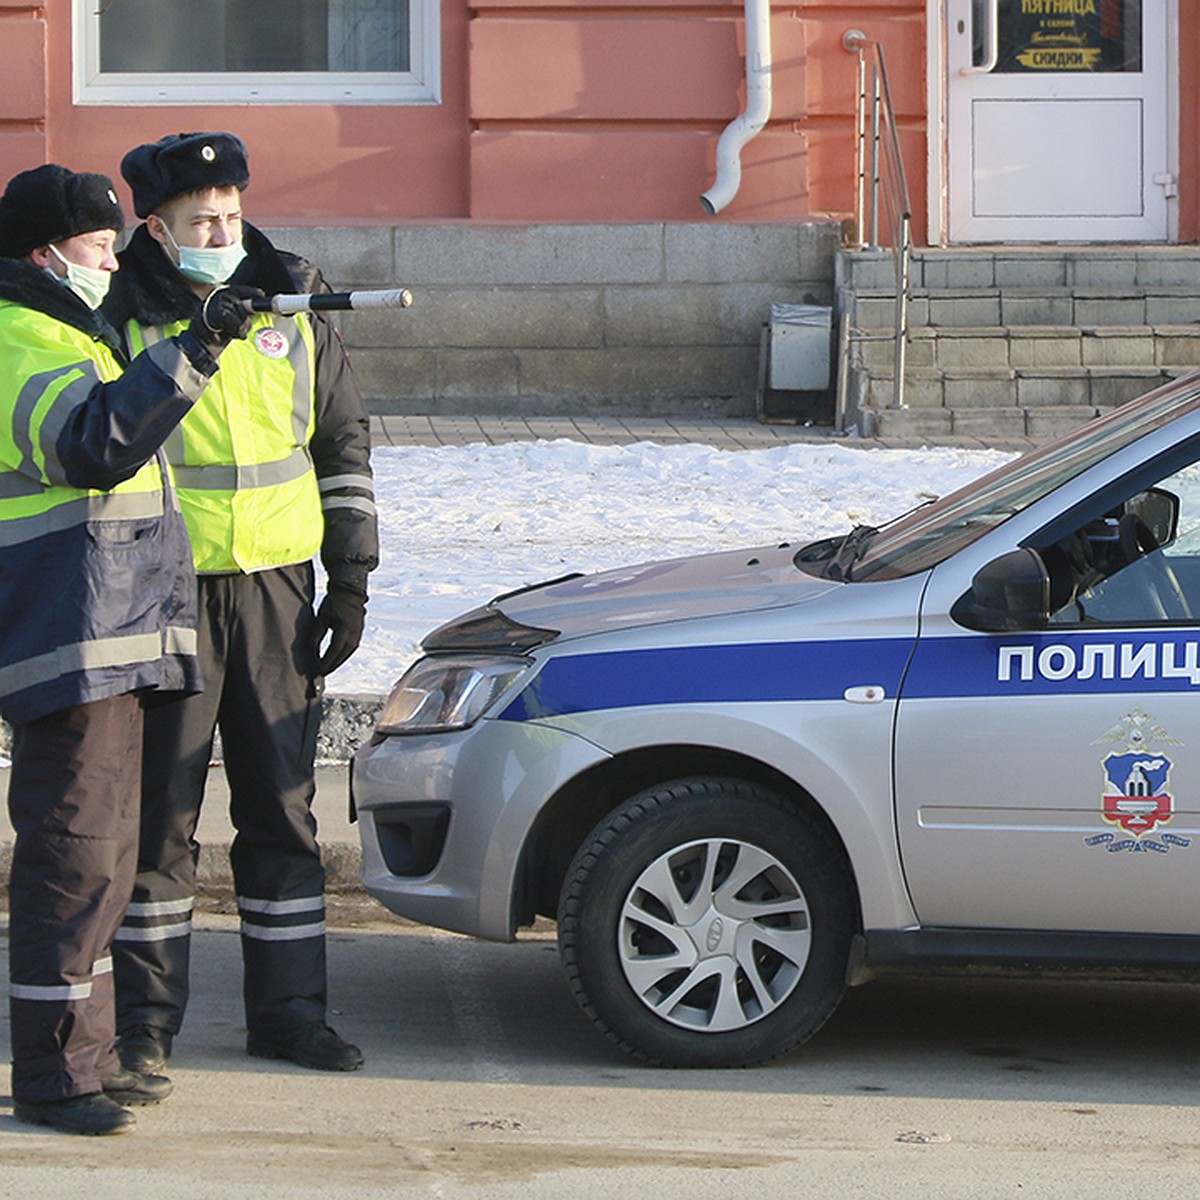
[{"xmin": 1, "ymin": 914, "xmax": 1199, "ymax": 1199}]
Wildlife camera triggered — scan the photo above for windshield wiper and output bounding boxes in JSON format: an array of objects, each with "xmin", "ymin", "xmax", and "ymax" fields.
[{"xmin": 827, "ymin": 524, "xmax": 878, "ymax": 581}]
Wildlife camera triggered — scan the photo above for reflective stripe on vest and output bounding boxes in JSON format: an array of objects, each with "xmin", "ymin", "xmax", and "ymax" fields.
[
  {"xmin": 170, "ymin": 445, "xmax": 312, "ymax": 491},
  {"xmin": 0, "ymin": 488, "xmax": 165, "ymax": 548},
  {"xmin": 0, "ymin": 622, "xmax": 192, "ymax": 699},
  {"xmin": 127, "ymin": 313, "xmax": 323, "ymax": 573},
  {"xmin": 0, "ymin": 305, "xmax": 169, "ymax": 526}
]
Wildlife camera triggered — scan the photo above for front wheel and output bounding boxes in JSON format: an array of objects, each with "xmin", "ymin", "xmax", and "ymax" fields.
[{"xmin": 557, "ymin": 777, "xmax": 856, "ymax": 1067}]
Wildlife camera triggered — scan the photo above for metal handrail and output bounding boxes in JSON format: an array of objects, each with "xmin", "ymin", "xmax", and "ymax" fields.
[{"xmin": 842, "ymin": 29, "xmax": 913, "ymax": 414}]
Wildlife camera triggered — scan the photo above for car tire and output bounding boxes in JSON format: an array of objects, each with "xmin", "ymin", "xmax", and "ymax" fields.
[{"xmin": 557, "ymin": 776, "xmax": 856, "ymax": 1068}]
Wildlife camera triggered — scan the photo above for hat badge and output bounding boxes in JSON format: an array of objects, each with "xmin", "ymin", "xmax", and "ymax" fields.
[{"xmin": 201, "ymin": 145, "xmax": 216, "ymax": 162}]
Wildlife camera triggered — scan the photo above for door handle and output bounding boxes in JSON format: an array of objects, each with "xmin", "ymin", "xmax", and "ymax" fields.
[{"xmin": 960, "ymin": 0, "xmax": 999, "ymax": 75}]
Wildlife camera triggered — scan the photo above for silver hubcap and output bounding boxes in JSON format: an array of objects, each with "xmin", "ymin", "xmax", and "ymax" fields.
[{"xmin": 618, "ymin": 838, "xmax": 812, "ymax": 1033}]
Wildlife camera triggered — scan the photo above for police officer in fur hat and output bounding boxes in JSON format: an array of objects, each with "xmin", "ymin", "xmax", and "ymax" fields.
[
  {"xmin": 104, "ymin": 134, "xmax": 377, "ymax": 1076},
  {"xmin": 0, "ymin": 163, "xmax": 254, "ymax": 1135}
]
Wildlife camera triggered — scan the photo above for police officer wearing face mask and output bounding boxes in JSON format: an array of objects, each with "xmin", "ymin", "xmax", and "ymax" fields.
[
  {"xmin": 0, "ymin": 164, "xmax": 254, "ymax": 1136},
  {"xmin": 102, "ymin": 133, "xmax": 378, "ymax": 1076}
]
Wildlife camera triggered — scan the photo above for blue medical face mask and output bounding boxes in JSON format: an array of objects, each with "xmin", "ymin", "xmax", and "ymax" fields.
[
  {"xmin": 162, "ymin": 222, "xmax": 247, "ymax": 285},
  {"xmin": 48, "ymin": 243, "xmax": 113, "ymax": 310}
]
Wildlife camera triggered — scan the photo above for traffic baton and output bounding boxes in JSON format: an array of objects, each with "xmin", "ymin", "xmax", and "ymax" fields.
[{"xmin": 249, "ymin": 288, "xmax": 414, "ymax": 315}]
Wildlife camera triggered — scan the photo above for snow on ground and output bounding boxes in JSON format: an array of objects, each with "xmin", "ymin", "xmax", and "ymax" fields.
[{"xmin": 330, "ymin": 439, "xmax": 1017, "ymax": 695}]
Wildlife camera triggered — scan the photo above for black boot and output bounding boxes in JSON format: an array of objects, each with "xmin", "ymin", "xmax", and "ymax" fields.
[
  {"xmin": 247, "ymin": 1022, "xmax": 364, "ymax": 1072},
  {"xmin": 14, "ymin": 1093, "xmax": 136, "ymax": 1136},
  {"xmin": 102, "ymin": 1069, "xmax": 174, "ymax": 1106},
  {"xmin": 116, "ymin": 1026, "xmax": 173, "ymax": 1074}
]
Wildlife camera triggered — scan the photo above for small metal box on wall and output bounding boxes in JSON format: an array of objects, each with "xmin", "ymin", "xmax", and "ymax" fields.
[
  {"xmin": 757, "ymin": 303, "xmax": 833, "ymax": 423},
  {"xmin": 770, "ymin": 303, "xmax": 832, "ymax": 389}
]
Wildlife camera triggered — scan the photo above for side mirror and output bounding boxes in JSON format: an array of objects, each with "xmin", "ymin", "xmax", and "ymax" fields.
[
  {"xmin": 1126, "ymin": 486, "xmax": 1179, "ymax": 549},
  {"xmin": 952, "ymin": 547, "xmax": 1051, "ymax": 632}
]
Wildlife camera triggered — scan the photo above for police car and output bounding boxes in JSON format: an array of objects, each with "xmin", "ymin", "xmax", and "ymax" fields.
[{"xmin": 353, "ymin": 373, "xmax": 1200, "ymax": 1068}]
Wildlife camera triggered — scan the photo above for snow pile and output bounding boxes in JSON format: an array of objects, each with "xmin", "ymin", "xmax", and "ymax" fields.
[{"xmin": 335, "ymin": 439, "xmax": 1015, "ymax": 694}]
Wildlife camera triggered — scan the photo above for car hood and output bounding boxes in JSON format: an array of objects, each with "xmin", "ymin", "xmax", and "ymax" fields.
[{"xmin": 468, "ymin": 542, "xmax": 841, "ymax": 643}]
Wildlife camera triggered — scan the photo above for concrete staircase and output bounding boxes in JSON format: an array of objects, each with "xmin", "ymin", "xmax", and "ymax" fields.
[{"xmin": 836, "ymin": 247, "xmax": 1200, "ymax": 441}]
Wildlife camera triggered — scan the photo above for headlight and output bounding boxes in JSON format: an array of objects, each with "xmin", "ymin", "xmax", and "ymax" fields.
[{"xmin": 376, "ymin": 655, "xmax": 532, "ymax": 734}]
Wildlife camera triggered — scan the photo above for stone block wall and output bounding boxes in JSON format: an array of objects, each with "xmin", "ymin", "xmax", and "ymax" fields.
[{"xmin": 264, "ymin": 222, "xmax": 841, "ymax": 417}]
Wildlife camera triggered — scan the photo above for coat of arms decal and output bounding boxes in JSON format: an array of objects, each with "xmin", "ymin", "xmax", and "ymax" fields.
[{"xmin": 1086, "ymin": 708, "xmax": 1190, "ymax": 853}]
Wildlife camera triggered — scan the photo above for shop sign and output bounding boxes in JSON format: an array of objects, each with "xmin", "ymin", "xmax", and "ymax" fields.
[{"xmin": 996, "ymin": 0, "xmax": 1139, "ymax": 73}]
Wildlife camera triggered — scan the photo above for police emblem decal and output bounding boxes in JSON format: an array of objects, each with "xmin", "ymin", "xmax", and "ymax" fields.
[
  {"xmin": 253, "ymin": 328, "xmax": 289, "ymax": 360},
  {"xmin": 1086, "ymin": 708, "xmax": 1190, "ymax": 853}
]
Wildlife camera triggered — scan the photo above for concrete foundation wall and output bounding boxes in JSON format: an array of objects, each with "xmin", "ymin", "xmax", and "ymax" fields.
[{"xmin": 264, "ymin": 222, "xmax": 842, "ymax": 417}]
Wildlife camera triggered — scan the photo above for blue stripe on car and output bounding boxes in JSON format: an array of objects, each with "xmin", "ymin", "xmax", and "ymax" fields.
[
  {"xmin": 497, "ymin": 629, "xmax": 1200, "ymax": 721},
  {"xmin": 498, "ymin": 638, "xmax": 916, "ymax": 721}
]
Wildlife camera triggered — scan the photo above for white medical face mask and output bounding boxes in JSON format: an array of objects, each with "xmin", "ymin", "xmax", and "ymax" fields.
[
  {"xmin": 48, "ymin": 243, "xmax": 113, "ymax": 310},
  {"xmin": 163, "ymin": 222, "xmax": 247, "ymax": 285}
]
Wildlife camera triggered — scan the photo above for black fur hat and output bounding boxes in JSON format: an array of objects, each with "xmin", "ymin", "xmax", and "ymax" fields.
[
  {"xmin": 121, "ymin": 131, "xmax": 250, "ymax": 219},
  {"xmin": 0, "ymin": 164, "xmax": 124, "ymax": 259}
]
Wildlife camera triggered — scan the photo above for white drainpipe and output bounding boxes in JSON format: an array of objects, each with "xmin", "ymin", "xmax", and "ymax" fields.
[{"xmin": 700, "ymin": 0, "xmax": 773, "ymax": 215}]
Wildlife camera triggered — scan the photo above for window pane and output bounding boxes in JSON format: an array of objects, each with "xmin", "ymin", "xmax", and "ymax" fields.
[
  {"xmin": 226, "ymin": 1, "xmax": 329, "ymax": 72},
  {"xmin": 328, "ymin": 0, "xmax": 409, "ymax": 71},
  {"xmin": 988, "ymin": 0, "xmax": 1142, "ymax": 75},
  {"xmin": 98, "ymin": 0, "xmax": 409, "ymax": 74},
  {"xmin": 100, "ymin": 0, "xmax": 226, "ymax": 72},
  {"xmin": 1046, "ymin": 471, "xmax": 1200, "ymax": 627}
]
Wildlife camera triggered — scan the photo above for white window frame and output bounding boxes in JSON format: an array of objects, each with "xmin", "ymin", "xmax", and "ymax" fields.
[{"xmin": 72, "ymin": 0, "xmax": 440, "ymax": 106}]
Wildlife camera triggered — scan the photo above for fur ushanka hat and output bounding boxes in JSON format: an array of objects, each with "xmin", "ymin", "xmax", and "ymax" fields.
[
  {"xmin": 0, "ymin": 164, "xmax": 124, "ymax": 259},
  {"xmin": 121, "ymin": 131, "xmax": 250, "ymax": 219}
]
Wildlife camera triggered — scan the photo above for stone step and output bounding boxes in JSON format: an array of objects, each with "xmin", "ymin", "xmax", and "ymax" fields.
[
  {"xmin": 856, "ymin": 324, "xmax": 1200, "ymax": 371},
  {"xmin": 839, "ymin": 247, "xmax": 1200, "ymax": 293},
  {"xmin": 864, "ymin": 364, "xmax": 1187, "ymax": 412},
  {"xmin": 835, "ymin": 246, "xmax": 1200, "ymax": 441},
  {"xmin": 869, "ymin": 403, "xmax": 1114, "ymax": 442},
  {"xmin": 853, "ymin": 288, "xmax": 1200, "ymax": 328}
]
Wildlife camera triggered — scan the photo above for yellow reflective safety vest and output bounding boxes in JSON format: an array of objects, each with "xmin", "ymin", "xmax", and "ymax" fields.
[
  {"xmin": 0, "ymin": 271, "xmax": 204, "ymax": 724},
  {"xmin": 127, "ymin": 313, "xmax": 324, "ymax": 574}
]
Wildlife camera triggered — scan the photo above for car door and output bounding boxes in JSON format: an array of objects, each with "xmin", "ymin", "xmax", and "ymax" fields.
[{"xmin": 893, "ymin": 458, "xmax": 1200, "ymax": 935}]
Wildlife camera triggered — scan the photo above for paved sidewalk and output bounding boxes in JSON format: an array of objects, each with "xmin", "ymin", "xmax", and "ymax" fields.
[{"xmin": 370, "ymin": 413, "xmax": 1039, "ymax": 453}]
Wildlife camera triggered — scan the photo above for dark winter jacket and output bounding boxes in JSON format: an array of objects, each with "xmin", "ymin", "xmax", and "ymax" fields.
[
  {"xmin": 0, "ymin": 256, "xmax": 214, "ymax": 724},
  {"xmin": 103, "ymin": 224, "xmax": 378, "ymax": 590}
]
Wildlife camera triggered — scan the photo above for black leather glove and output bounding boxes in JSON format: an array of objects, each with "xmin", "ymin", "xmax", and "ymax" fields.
[
  {"xmin": 312, "ymin": 580, "xmax": 367, "ymax": 676},
  {"xmin": 188, "ymin": 284, "xmax": 263, "ymax": 353}
]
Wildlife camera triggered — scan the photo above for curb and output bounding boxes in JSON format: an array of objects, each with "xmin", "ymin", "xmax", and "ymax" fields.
[
  {"xmin": 0, "ymin": 693, "xmax": 386, "ymax": 765},
  {"xmin": 0, "ymin": 693, "xmax": 385, "ymax": 902},
  {"xmin": 194, "ymin": 839, "xmax": 366, "ymax": 895}
]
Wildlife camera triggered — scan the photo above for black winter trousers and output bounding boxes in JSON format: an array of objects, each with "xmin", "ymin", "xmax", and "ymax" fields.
[
  {"xmin": 112, "ymin": 564, "xmax": 328, "ymax": 1040},
  {"xmin": 8, "ymin": 692, "xmax": 142, "ymax": 1102}
]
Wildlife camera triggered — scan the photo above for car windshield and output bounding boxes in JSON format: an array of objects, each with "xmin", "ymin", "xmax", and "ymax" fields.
[{"xmin": 805, "ymin": 374, "xmax": 1200, "ymax": 583}]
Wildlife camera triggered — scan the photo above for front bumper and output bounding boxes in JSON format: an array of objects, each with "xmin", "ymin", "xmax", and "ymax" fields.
[{"xmin": 353, "ymin": 717, "xmax": 611, "ymax": 941}]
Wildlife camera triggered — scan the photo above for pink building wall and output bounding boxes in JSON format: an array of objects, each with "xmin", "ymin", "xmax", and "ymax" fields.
[
  {"xmin": 0, "ymin": 0, "xmax": 928, "ymax": 229},
  {"xmin": 1, "ymin": 1, "xmax": 1196, "ymax": 240}
]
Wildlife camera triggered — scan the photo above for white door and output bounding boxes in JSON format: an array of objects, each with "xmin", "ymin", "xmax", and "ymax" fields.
[{"xmin": 946, "ymin": 0, "xmax": 1174, "ymax": 242}]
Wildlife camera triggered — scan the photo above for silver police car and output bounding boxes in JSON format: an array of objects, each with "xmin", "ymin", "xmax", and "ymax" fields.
[{"xmin": 353, "ymin": 373, "xmax": 1200, "ymax": 1068}]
